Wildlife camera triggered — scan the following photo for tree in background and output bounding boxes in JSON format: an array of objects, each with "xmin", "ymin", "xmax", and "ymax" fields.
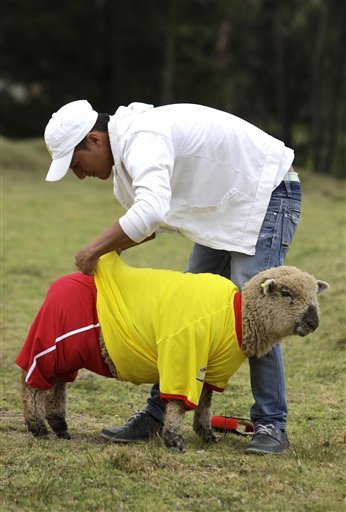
[{"xmin": 1, "ymin": 0, "xmax": 344, "ymax": 176}]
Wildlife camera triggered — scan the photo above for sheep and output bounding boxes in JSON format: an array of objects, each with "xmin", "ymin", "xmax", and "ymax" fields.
[{"xmin": 16, "ymin": 254, "xmax": 329, "ymax": 451}]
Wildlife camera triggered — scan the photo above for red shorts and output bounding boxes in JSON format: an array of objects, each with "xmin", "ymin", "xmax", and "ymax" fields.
[{"xmin": 16, "ymin": 273, "xmax": 112, "ymax": 390}]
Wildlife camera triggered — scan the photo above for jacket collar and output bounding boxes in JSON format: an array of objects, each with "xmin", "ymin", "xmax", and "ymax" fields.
[{"xmin": 108, "ymin": 102, "xmax": 154, "ymax": 167}]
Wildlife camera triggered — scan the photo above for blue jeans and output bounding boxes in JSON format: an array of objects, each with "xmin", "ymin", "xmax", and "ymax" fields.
[{"xmin": 146, "ymin": 179, "xmax": 302, "ymax": 430}]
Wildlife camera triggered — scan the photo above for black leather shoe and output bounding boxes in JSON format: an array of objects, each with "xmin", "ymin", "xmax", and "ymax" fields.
[
  {"xmin": 245, "ymin": 424, "xmax": 289, "ymax": 454},
  {"xmin": 101, "ymin": 410, "xmax": 163, "ymax": 443}
]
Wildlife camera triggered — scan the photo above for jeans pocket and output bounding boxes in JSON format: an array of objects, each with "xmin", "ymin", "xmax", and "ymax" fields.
[
  {"xmin": 256, "ymin": 210, "xmax": 280, "ymax": 269},
  {"xmin": 281, "ymin": 208, "xmax": 301, "ymax": 256},
  {"xmin": 255, "ymin": 205, "xmax": 301, "ymax": 269},
  {"xmin": 277, "ymin": 208, "xmax": 300, "ymax": 265}
]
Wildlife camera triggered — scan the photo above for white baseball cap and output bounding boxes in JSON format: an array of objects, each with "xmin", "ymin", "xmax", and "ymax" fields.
[{"xmin": 44, "ymin": 100, "xmax": 98, "ymax": 182}]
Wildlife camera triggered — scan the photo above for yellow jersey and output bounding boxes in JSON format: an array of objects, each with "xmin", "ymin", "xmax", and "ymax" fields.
[{"xmin": 95, "ymin": 253, "xmax": 245, "ymax": 409}]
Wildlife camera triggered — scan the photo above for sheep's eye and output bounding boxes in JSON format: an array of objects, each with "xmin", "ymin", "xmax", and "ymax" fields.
[{"xmin": 281, "ymin": 289, "xmax": 293, "ymax": 300}]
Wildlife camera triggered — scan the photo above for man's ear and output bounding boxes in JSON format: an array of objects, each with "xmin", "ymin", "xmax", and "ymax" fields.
[
  {"xmin": 260, "ymin": 278, "xmax": 277, "ymax": 296},
  {"xmin": 317, "ymin": 280, "xmax": 330, "ymax": 295},
  {"xmin": 86, "ymin": 132, "xmax": 101, "ymax": 147}
]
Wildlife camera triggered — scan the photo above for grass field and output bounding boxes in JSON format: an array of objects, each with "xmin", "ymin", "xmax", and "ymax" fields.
[{"xmin": 1, "ymin": 137, "xmax": 345, "ymax": 511}]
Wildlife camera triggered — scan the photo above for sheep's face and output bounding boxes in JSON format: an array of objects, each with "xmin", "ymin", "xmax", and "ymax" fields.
[
  {"xmin": 258, "ymin": 267, "xmax": 329, "ymax": 339},
  {"xmin": 241, "ymin": 266, "xmax": 330, "ymax": 357}
]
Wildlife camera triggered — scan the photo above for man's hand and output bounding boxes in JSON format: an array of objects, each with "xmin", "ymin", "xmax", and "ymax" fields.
[
  {"xmin": 74, "ymin": 221, "xmax": 155, "ymax": 275},
  {"xmin": 75, "ymin": 246, "xmax": 99, "ymax": 275}
]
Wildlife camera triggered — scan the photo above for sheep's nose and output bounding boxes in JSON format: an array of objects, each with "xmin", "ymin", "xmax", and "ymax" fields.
[
  {"xmin": 295, "ymin": 305, "xmax": 320, "ymax": 336},
  {"xmin": 303, "ymin": 305, "xmax": 319, "ymax": 332}
]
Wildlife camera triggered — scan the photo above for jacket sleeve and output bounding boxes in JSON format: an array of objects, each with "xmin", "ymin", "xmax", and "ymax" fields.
[{"xmin": 118, "ymin": 132, "xmax": 174, "ymax": 242}]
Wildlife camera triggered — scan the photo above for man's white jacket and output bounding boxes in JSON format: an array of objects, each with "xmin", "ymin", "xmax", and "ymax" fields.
[{"xmin": 108, "ymin": 102, "xmax": 294, "ymax": 255}]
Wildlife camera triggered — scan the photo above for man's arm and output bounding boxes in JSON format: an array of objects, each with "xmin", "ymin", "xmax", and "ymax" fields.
[{"xmin": 75, "ymin": 221, "xmax": 155, "ymax": 275}]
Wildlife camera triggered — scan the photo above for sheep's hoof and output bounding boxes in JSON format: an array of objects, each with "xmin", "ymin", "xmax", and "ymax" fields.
[
  {"xmin": 56, "ymin": 431, "xmax": 71, "ymax": 440},
  {"xmin": 203, "ymin": 430, "xmax": 218, "ymax": 444},
  {"xmin": 47, "ymin": 416, "xmax": 69, "ymax": 435},
  {"xmin": 26, "ymin": 421, "xmax": 49, "ymax": 437},
  {"xmin": 163, "ymin": 432, "xmax": 186, "ymax": 452},
  {"xmin": 194, "ymin": 425, "xmax": 218, "ymax": 444}
]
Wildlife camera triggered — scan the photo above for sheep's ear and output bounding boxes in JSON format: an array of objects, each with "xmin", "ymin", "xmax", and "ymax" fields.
[
  {"xmin": 260, "ymin": 278, "xmax": 277, "ymax": 296},
  {"xmin": 317, "ymin": 280, "xmax": 330, "ymax": 295}
]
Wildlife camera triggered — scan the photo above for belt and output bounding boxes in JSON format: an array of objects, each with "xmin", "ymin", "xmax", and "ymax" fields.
[{"xmin": 284, "ymin": 171, "xmax": 300, "ymax": 182}]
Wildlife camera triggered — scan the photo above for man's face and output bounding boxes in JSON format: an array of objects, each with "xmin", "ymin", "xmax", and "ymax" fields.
[{"xmin": 70, "ymin": 132, "xmax": 114, "ymax": 180}]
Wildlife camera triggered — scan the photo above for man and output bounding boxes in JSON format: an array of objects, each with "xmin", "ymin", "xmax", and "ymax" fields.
[{"xmin": 44, "ymin": 99, "xmax": 302, "ymax": 453}]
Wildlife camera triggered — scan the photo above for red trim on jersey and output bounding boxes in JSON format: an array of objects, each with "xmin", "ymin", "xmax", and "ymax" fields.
[
  {"xmin": 160, "ymin": 393, "xmax": 197, "ymax": 410},
  {"xmin": 204, "ymin": 383, "xmax": 225, "ymax": 393},
  {"xmin": 233, "ymin": 291, "xmax": 242, "ymax": 348}
]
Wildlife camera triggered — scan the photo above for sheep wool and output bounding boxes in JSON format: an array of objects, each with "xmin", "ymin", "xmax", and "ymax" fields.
[{"xmin": 95, "ymin": 253, "xmax": 245, "ymax": 409}]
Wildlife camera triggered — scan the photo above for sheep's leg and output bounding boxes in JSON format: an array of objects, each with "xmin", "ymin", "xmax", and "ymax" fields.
[
  {"xmin": 45, "ymin": 379, "xmax": 71, "ymax": 439},
  {"xmin": 193, "ymin": 385, "xmax": 217, "ymax": 444},
  {"xmin": 21, "ymin": 371, "xmax": 48, "ymax": 437},
  {"xmin": 162, "ymin": 400, "xmax": 186, "ymax": 452}
]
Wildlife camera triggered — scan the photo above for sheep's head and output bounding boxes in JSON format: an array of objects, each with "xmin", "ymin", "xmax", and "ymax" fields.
[{"xmin": 241, "ymin": 266, "xmax": 329, "ymax": 358}]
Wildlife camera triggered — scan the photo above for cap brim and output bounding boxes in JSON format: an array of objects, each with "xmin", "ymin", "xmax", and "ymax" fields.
[{"xmin": 45, "ymin": 150, "xmax": 74, "ymax": 182}]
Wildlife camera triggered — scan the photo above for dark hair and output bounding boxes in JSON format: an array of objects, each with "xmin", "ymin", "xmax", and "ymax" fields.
[{"xmin": 75, "ymin": 113, "xmax": 110, "ymax": 151}]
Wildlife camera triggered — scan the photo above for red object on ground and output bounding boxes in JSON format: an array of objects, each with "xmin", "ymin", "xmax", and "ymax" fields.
[{"xmin": 211, "ymin": 416, "xmax": 254, "ymax": 435}]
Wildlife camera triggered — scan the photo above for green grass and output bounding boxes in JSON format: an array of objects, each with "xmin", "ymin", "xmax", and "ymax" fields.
[{"xmin": 1, "ymin": 137, "xmax": 345, "ymax": 511}]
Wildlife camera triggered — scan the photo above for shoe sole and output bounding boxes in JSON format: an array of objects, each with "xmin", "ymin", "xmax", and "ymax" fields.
[
  {"xmin": 245, "ymin": 445, "xmax": 289, "ymax": 455},
  {"xmin": 100, "ymin": 431, "xmax": 152, "ymax": 443}
]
